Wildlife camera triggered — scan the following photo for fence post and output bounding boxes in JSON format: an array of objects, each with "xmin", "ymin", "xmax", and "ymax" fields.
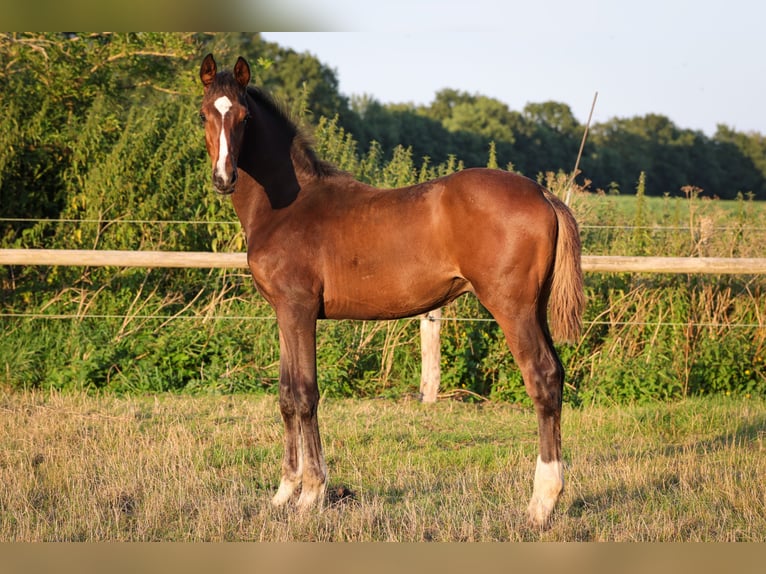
[{"xmin": 419, "ymin": 308, "xmax": 442, "ymax": 403}]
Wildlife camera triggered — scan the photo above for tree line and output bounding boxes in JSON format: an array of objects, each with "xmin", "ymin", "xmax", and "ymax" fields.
[
  {"xmin": 235, "ymin": 33, "xmax": 766, "ymax": 200},
  {"xmin": 1, "ymin": 31, "xmax": 765, "ymax": 242}
]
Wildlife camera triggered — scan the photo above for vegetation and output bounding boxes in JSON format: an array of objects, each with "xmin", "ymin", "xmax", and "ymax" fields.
[
  {"xmin": 1, "ymin": 32, "xmax": 764, "ymax": 544},
  {"xmin": 1, "ymin": 389, "xmax": 763, "ymax": 541},
  {"xmin": 1, "ymin": 32, "xmax": 765, "ymax": 404}
]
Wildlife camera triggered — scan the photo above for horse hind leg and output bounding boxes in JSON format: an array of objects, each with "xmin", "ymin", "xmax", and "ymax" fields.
[
  {"xmin": 485, "ymin": 301, "xmax": 565, "ymax": 528},
  {"xmin": 525, "ymin": 338, "xmax": 565, "ymax": 529},
  {"xmin": 519, "ymin": 319, "xmax": 564, "ymax": 528}
]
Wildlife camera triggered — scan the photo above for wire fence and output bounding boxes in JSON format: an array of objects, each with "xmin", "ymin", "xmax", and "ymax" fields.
[
  {"xmin": 2, "ymin": 215, "xmax": 765, "ymax": 330},
  {"xmin": 0, "ymin": 217, "xmax": 241, "ymax": 226},
  {"xmin": 4, "ymin": 216, "xmax": 766, "ymax": 232},
  {"xmin": 0, "ymin": 311, "xmax": 763, "ymax": 330}
]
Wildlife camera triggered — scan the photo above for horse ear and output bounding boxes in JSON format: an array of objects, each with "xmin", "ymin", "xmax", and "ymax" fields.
[
  {"xmin": 200, "ymin": 53, "xmax": 217, "ymax": 88},
  {"xmin": 234, "ymin": 57, "xmax": 251, "ymax": 88}
]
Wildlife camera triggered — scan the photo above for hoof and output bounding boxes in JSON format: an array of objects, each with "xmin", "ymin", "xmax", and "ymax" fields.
[
  {"xmin": 295, "ymin": 480, "xmax": 326, "ymax": 512},
  {"xmin": 271, "ymin": 477, "xmax": 301, "ymax": 507},
  {"xmin": 527, "ymin": 496, "xmax": 556, "ymax": 529}
]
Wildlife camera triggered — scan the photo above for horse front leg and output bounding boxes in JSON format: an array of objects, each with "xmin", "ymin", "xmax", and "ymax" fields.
[
  {"xmin": 271, "ymin": 339, "xmax": 303, "ymax": 506},
  {"xmin": 270, "ymin": 308, "xmax": 327, "ymax": 511}
]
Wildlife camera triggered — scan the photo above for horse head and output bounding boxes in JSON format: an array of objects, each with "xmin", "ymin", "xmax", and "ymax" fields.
[{"xmin": 199, "ymin": 53, "xmax": 252, "ymax": 194}]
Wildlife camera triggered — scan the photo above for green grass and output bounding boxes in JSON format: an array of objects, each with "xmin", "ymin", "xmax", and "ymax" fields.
[
  {"xmin": 2, "ymin": 388, "xmax": 763, "ymax": 541},
  {"xmin": 579, "ymin": 189, "xmax": 766, "ymax": 222}
]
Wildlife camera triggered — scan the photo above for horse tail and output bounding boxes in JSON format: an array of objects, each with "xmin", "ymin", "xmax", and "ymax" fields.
[{"xmin": 542, "ymin": 190, "xmax": 584, "ymax": 343}]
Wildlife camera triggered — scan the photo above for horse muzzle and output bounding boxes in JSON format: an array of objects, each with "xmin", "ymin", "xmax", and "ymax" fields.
[{"xmin": 213, "ymin": 170, "xmax": 237, "ymax": 195}]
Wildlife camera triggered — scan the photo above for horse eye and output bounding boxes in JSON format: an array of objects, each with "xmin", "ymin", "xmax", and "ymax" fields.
[
  {"xmin": 199, "ymin": 112, "xmax": 206, "ymax": 124},
  {"xmin": 243, "ymin": 114, "xmax": 251, "ymax": 126}
]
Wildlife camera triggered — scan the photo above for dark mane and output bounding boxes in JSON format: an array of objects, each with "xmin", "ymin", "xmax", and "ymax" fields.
[{"xmin": 245, "ymin": 85, "xmax": 345, "ymax": 179}]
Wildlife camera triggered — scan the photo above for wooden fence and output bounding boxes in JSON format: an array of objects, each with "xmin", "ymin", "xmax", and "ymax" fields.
[
  {"xmin": 3, "ymin": 249, "xmax": 766, "ymax": 274},
  {"xmin": 3, "ymin": 248, "xmax": 766, "ymax": 402}
]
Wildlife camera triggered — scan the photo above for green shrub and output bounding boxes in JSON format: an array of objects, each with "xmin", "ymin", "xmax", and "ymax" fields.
[{"xmin": 1, "ymin": 34, "xmax": 764, "ymax": 404}]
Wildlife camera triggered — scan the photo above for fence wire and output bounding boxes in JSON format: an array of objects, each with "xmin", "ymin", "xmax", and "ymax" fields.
[
  {"xmin": 2, "ymin": 215, "xmax": 764, "ymax": 329},
  {"xmin": 0, "ymin": 311, "xmax": 761, "ymax": 329},
  {"xmin": 4, "ymin": 217, "xmax": 766, "ymax": 233}
]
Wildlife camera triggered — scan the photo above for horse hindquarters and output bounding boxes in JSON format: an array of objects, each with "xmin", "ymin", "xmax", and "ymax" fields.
[{"xmin": 460, "ymin": 184, "xmax": 572, "ymax": 528}]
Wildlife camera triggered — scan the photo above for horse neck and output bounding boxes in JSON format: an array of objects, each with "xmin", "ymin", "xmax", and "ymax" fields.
[{"xmin": 230, "ymin": 96, "xmax": 316, "ymax": 239}]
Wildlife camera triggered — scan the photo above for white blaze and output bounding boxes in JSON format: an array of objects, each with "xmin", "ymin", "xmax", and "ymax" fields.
[{"xmin": 214, "ymin": 96, "xmax": 233, "ymax": 182}]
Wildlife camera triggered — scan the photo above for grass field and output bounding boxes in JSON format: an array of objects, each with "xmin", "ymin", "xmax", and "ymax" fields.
[{"xmin": 2, "ymin": 388, "xmax": 763, "ymax": 541}]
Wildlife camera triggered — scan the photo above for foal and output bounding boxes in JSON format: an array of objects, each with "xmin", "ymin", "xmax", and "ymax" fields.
[{"xmin": 198, "ymin": 54, "xmax": 584, "ymax": 527}]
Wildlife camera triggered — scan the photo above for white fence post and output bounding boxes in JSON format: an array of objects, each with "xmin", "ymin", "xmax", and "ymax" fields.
[{"xmin": 419, "ymin": 308, "xmax": 442, "ymax": 403}]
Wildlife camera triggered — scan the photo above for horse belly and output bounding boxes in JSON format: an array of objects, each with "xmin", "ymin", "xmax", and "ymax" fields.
[{"xmin": 321, "ymin": 259, "xmax": 468, "ymax": 321}]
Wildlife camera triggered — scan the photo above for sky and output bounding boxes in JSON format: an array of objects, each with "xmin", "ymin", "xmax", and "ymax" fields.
[{"xmin": 261, "ymin": 0, "xmax": 765, "ymax": 136}]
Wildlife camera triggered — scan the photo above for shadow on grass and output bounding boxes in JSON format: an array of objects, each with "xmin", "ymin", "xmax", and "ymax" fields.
[
  {"xmin": 661, "ymin": 416, "xmax": 766, "ymax": 456},
  {"xmin": 563, "ymin": 415, "xmax": 765, "ymax": 540}
]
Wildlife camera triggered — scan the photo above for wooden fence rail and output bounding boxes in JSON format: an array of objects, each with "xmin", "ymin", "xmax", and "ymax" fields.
[
  {"xmin": 3, "ymin": 249, "xmax": 766, "ymax": 274},
  {"xmin": 0, "ymin": 249, "xmax": 248, "ymax": 269},
  {"xmin": 3, "ymin": 248, "xmax": 765, "ymax": 402}
]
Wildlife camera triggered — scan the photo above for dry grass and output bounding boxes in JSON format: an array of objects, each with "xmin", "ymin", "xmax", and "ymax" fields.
[{"xmin": 1, "ymin": 388, "xmax": 764, "ymax": 541}]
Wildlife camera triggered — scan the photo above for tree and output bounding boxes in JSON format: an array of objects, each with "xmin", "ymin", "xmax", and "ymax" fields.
[
  {"xmin": 443, "ymin": 97, "xmax": 517, "ymax": 144},
  {"xmin": 523, "ymin": 101, "xmax": 580, "ymax": 135},
  {"xmin": 713, "ymin": 125, "xmax": 766, "ymax": 198},
  {"xmin": 206, "ymin": 33, "xmax": 350, "ymax": 125},
  {"xmin": 0, "ymin": 32, "xmax": 198, "ymax": 239},
  {"xmin": 421, "ymin": 89, "xmax": 477, "ymax": 123}
]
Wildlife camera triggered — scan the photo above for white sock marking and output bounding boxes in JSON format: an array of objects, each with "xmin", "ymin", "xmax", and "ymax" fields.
[
  {"xmin": 533, "ymin": 456, "xmax": 564, "ymax": 499},
  {"xmin": 528, "ymin": 456, "xmax": 564, "ymax": 526}
]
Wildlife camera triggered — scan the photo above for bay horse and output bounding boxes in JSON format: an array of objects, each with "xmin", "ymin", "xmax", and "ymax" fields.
[{"xmin": 198, "ymin": 54, "xmax": 584, "ymax": 528}]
